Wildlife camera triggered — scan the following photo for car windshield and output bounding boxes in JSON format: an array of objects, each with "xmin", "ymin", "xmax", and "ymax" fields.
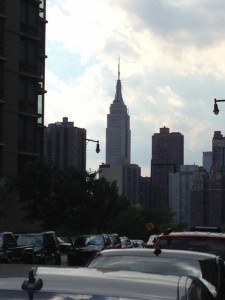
[
  {"xmin": 88, "ymin": 255, "xmax": 218, "ymax": 293},
  {"xmin": 17, "ymin": 235, "xmax": 43, "ymax": 247},
  {"xmin": 74, "ymin": 235, "xmax": 104, "ymax": 247},
  {"xmin": 157, "ymin": 238, "xmax": 225, "ymax": 260}
]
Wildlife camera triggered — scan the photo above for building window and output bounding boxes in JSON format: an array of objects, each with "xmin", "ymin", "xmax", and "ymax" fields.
[
  {"xmin": 37, "ymin": 93, "xmax": 43, "ymax": 124},
  {"xmin": 20, "ymin": 37, "xmax": 38, "ymax": 75},
  {"xmin": 19, "ymin": 77, "xmax": 38, "ymax": 114},
  {"xmin": 18, "ymin": 116, "xmax": 36, "ymax": 153},
  {"xmin": 0, "ymin": 60, "xmax": 3, "ymax": 99},
  {"xmin": 0, "ymin": 17, "xmax": 4, "ymax": 56},
  {"xmin": 0, "ymin": 103, "xmax": 3, "ymax": 143},
  {"xmin": 20, "ymin": 0, "xmax": 39, "ymax": 37},
  {"xmin": 0, "ymin": 0, "xmax": 5, "ymax": 15}
]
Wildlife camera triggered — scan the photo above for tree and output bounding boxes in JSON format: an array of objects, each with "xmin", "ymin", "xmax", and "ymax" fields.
[
  {"xmin": 114, "ymin": 203, "xmax": 151, "ymax": 241},
  {"xmin": 147, "ymin": 208, "xmax": 186, "ymax": 234},
  {"xmin": 16, "ymin": 159, "xmax": 53, "ymax": 226},
  {"xmin": 0, "ymin": 176, "xmax": 14, "ymax": 219},
  {"xmin": 16, "ymin": 161, "xmax": 184, "ymax": 238}
]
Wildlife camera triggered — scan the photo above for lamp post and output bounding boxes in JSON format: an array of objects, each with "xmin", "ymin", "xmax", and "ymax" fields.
[
  {"xmin": 84, "ymin": 138, "xmax": 100, "ymax": 153},
  {"xmin": 213, "ymin": 98, "xmax": 225, "ymax": 115}
]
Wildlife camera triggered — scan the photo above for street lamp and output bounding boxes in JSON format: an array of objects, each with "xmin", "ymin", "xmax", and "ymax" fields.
[
  {"xmin": 84, "ymin": 138, "xmax": 100, "ymax": 153},
  {"xmin": 213, "ymin": 98, "xmax": 225, "ymax": 115}
]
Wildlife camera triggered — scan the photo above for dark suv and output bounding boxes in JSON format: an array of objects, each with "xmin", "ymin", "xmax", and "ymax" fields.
[
  {"xmin": 16, "ymin": 231, "xmax": 61, "ymax": 265},
  {"xmin": 67, "ymin": 234, "xmax": 112, "ymax": 266},
  {"xmin": 153, "ymin": 230, "xmax": 225, "ymax": 261}
]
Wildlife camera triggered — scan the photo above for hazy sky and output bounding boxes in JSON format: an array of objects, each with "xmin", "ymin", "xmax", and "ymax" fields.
[{"xmin": 45, "ymin": 0, "xmax": 225, "ymax": 177}]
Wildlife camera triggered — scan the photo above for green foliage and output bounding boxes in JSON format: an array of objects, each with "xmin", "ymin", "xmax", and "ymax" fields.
[
  {"xmin": 146, "ymin": 208, "xmax": 184, "ymax": 234},
  {"xmin": 0, "ymin": 176, "xmax": 14, "ymax": 218},
  {"xmin": 15, "ymin": 160, "xmax": 183, "ymax": 239},
  {"xmin": 114, "ymin": 204, "xmax": 151, "ymax": 241},
  {"xmin": 221, "ymin": 224, "xmax": 225, "ymax": 233}
]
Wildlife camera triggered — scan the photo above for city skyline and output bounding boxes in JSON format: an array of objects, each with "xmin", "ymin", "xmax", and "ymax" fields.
[{"xmin": 45, "ymin": 0, "xmax": 225, "ymax": 176}]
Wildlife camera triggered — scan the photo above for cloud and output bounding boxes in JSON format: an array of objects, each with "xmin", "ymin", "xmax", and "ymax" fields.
[{"xmin": 45, "ymin": 0, "xmax": 225, "ymax": 176}]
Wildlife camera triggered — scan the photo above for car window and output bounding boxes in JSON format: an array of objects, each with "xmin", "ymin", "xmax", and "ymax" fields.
[
  {"xmin": 74, "ymin": 236, "xmax": 104, "ymax": 247},
  {"xmin": 4, "ymin": 234, "xmax": 15, "ymax": 245},
  {"xmin": 17, "ymin": 235, "xmax": 43, "ymax": 247}
]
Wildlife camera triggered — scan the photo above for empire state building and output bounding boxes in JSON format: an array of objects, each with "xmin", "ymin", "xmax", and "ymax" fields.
[
  {"xmin": 106, "ymin": 61, "xmax": 131, "ymax": 166},
  {"xmin": 100, "ymin": 61, "xmax": 141, "ymax": 205}
]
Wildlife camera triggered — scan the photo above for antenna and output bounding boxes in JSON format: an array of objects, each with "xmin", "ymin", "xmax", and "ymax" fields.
[{"xmin": 118, "ymin": 56, "xmax": 120, "ymax": 80}]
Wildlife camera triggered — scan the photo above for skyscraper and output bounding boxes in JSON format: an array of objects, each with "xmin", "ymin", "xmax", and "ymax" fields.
[
  {"xmin": 0, "ymin": 0, "xmax": 46, "ymax": 177},
  {"xmin": 169, "ymin": 164, "xmax": 201, "ymax": 228},
  {"xmin": 44, "ymin": 117, "xmax": 87, "ymax": 170},
  {"xmin": 0, "ymin": 0, "xmax": 46, "ymax": 232},
  {"xmin": 106, "ymin": 60, "xmax": 131, "ymax": 166},
  {"xmin": 190, "ymin": 171, "xmax": 225, "ymax": 227},
  {"xmin": 151, "ymin": 126, "xmax": 184, "ymax": 210},
  {"xmin": 212, "ymin": 131, "xmax": 225, "ymax": 171},
  {"xmin": 203, "ymin": 151, "xmax": 212, "ymax": 172},
  {"xmin": 100, "ymin": 61, "xmax": 141, "ymax": 204}
]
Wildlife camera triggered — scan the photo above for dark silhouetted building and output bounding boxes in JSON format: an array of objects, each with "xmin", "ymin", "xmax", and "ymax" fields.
[
  {"xmin": 140, "ymin": 176, "xmax": 151, "ymax": 209},
  {"xmin": 0, "ymin": 0, "xmax": 47, "ymax": 177},
  {"xmin": 212, "ymin": 131, "xmax": 225, "ymax": 171},
  {"xmin": 190, "ymin": 171, "xmax": 225, "ymax": 227},
  {"xmin": 0, "ymin": 0, "xmax": 46, "ymax": 232},
  {"xmin": 203, "ymin": 151, "xmax": 212, "ymax": 172},
  {"xmin": 44, "ymin": 117, "xmax": 87, "ymax": 170},
  {"xmin": 151, "ymin": 126, "xmax": 184, "ymax": 210}
]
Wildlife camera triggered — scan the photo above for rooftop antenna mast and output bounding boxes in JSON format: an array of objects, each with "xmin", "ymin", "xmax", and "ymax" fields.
[{"xmin": 118, "ymin": 56, "xmax": 120, "ymax": 80}]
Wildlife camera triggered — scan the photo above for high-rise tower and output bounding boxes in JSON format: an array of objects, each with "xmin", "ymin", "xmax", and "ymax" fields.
[
  {"xmin": 212, "ymin": 131, "xmax": 225, "ymax": 171},
  {"xmin": 106, "ymin": 60, "xmax": 131, "ymax": 166},
  {"xmin": 0, "ymin": 0, "xmax": 46, "ymax": 232},
  {"xmin": 44, "ymin": 117, "xmax": 87, "ymax": 171},
  {"xmin": 100, "ymin": 61, "xmax": 141, "ymax": 204},
  {"xmin": 151, "ymin": 126, "xmax": 184, "ymax": 210},
  {"xmin": 0, "ymin": 0, "xmax": 46, "ymax": 177}
]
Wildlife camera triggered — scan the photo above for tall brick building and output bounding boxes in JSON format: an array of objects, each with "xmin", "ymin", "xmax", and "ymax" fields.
[{"xmin": 151, "ymin": 126, "xmax": 184, "ymax": 210}]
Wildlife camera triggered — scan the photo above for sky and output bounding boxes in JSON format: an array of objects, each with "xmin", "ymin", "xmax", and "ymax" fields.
[{"xmin": 45, "ymin": 0, "xmax": 225, "ymax": 177}]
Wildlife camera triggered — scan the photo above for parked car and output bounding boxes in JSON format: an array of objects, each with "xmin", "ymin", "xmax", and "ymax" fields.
[
  {"xmin": 0, "ymin": 232, "xmax": 34, "ymax": 264},
  {"xmin": 153, "ymin": 230, "xmax": 225, "ymax": 260},
  {"xmin": 67, "ymin": 234, "xmax": 112, "ymax": 266},
  {"xmin": 108, "ymin": 233, "xmax": 122, "ymax": 248},
  {"xmin": 87, "ymin": 248, "xmax": 225, "ymax": 299},
  {"xmin": 131, "ymin": 239, "xmax": 147, "ymax": 248},
  {"xmin": 120, "ymin": 236, "xmax": 133, "ymax": 248},
  {"xmin": 16, "ymin": 231, "xmax": 61, "ymax": 265},
  {"xmin": 0, "ymin": 264, "xmax": 215, "ymax": 300},
  {"xmin": 57, "ymin": 236, "xmax": 72, "ymax": 253},
  {"xmin": 59, "ymin": 235, "xmax": 78, "ymax": 245}
]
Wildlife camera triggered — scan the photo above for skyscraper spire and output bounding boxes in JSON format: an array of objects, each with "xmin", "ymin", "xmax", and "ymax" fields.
[
  {"xmin": 114, "ymin": 57, "xmax": 123, "ymax": 103},
  {"xmin": 118, "ymin": 56, "xmax": 120, "ymax": 80}
]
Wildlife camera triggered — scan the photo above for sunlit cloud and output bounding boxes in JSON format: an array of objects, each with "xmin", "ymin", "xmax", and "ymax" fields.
[{"xmin": 45, "ymin": 0, "xmax": 225, "ymax": 176}]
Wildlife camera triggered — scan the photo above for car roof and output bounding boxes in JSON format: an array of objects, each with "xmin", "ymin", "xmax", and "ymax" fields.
[
  {"xmin": 0, "ymin": 265, "xmax": 191, "ymax": 300},
  {"xmin": 16, "ymin": 231, "xmax": 56, "ymax": 235},
  {"xmin": 158, "ymin": 231, "xmax": 225, "ymax": 238},
  {"xmin": 95, "ymin": 248, "xmax": 220, "ymax": 260}
]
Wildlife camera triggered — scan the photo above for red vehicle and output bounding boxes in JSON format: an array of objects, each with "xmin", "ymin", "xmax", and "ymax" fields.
[{"xmin": 153, "ymin": 230, "xmax": 225, "ymax": 261}]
